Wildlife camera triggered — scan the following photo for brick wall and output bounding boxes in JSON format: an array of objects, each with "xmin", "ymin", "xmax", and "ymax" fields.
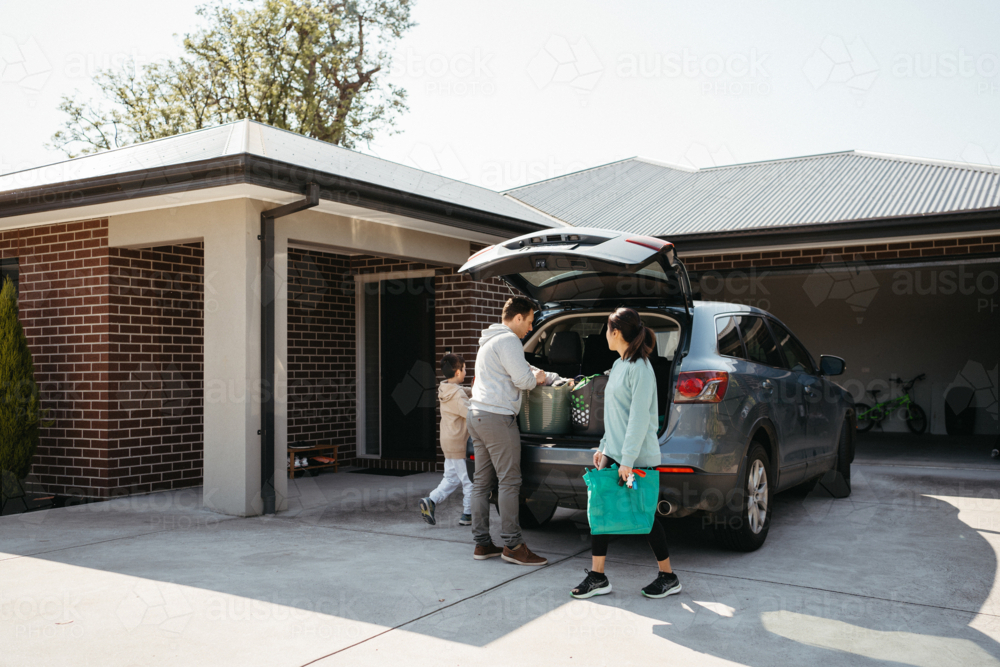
[
  {"xmin": 287, "ymin": 249, "xmax": 356, "ymax": 466},
  {"xmin": 0, "ymin": 219, "xmax": 206, "ymax": 498},
  {"xmin": 681, "ymin": 235, "xmax": 1000, "ymax": 272},
  {"xmin": 1, "ymin": 220, "xmax": 112, "ymax": 496},
  {"xmin": 107, "ymin": 243, "xmax": 204, "ymax": 495}
]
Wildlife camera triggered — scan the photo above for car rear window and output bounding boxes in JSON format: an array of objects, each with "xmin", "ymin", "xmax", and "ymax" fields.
[
  {"xmin": 738, "ymin": 316, "xmax": 784, "ymax": 367},
  {"xmin": 716, "ymin": 316, "xmax": 744, "ymax": 358}
]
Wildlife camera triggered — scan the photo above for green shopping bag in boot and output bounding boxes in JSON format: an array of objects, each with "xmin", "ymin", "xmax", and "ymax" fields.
[{"xmin": 583, "ymin": 465, "xmax": 659, "ymax": 535}]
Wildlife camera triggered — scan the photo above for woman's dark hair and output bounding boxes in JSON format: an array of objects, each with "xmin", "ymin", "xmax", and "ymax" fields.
[{"xmin": 607, "ymin": 307, "xmax": 655, "ymax": 363}]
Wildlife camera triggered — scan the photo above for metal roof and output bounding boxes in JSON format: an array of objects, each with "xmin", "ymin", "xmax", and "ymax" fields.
[
  {"xmin": 0, "ymin": 119, "xmax": 555, "ymax": 228},
  {"xmin": 505, "ymin": 151, "xmax": 1000, "ymax": 236}
]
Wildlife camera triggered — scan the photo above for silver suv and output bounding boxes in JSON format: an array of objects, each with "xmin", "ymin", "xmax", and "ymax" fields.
[{"xmin": 461, "ymin": 228, "xmax": 855, "ymax": 551}]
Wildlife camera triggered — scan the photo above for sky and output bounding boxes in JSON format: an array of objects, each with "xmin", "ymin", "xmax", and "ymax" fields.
[{"xmin": 1, "ymin": 0, "xmax": 999, "ymax": 191}]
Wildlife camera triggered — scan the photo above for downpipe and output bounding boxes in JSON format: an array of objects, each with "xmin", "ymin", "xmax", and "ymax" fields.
[{"xmin": 260, "ymin": 183, "xmax": 320, "ymax": 515}]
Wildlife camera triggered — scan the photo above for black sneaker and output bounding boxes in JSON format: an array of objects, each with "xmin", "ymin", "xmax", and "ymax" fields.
[
  {"xmin": 641, "ymin": 571, "xmax": 681, "ymax": 599},
  {"xmin": 570, "ymin": 570, "xmax": 612, "ymax": 599},
  {"xmin": 458, "ymin": 513, "xmax": 472, "ymax": 526},
  {"xmin": 419, "ymin": 497, "xmax": 436, "ymax": 525}
]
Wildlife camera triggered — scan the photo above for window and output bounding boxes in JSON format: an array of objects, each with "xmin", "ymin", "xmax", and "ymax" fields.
[
  {"xmin": 716, "ymin": 316, "xmax": 745, "ymax": 358},
  {"xmin": 0, "ymin": 258, "xmax": 17, "ymax": 294},
  {"xmin": 769, "ymin": 320, "xmax": 817, "ymax": 374},
  {"xmin": 653, "ymin": 329, "xmax": 679, "ymax": 360},
  {"xmin": 738, "ymin": 316, "xmax": 784, "ymax": 367}
]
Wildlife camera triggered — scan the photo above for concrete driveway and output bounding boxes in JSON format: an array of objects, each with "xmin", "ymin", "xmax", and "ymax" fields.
[{"xmin": 2, "ymin": 434, "xmax": 999, "ymax": 667}]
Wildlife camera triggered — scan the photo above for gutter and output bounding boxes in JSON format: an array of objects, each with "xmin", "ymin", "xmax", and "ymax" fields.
[{"xmin": 259, "ymin": 182, "xmax": 320, "ymax": 515}]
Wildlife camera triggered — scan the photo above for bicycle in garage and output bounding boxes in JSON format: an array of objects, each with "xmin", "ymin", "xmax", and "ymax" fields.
[{"xmin": 855, "ymin": 373, "xmax": 928, "ymax": 434}]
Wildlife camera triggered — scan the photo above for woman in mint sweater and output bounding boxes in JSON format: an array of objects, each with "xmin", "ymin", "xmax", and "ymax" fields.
[{"xmin": 571, "ymin": 308, "xmax": 681, "ymax": 600}]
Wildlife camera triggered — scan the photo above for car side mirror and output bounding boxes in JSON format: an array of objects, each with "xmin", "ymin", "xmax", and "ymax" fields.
[{"xmin": 819, "ymin": 355, "xmax": 846, "ymax": 376}]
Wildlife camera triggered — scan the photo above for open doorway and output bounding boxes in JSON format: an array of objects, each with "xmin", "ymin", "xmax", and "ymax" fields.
[{"xmin": 357, "ymin": 274, "xmax": 438, "ymax": 462}]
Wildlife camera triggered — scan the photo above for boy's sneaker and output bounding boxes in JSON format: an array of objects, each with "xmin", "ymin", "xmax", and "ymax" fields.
[
  {"xmin": 473, "ymin": 543, "xmax": 503, "ymax": 560},
  {"xmin": 419, "ymin": 497, "xmax": 436, "ymax": 525},
  {"xmin": 501, "ymin": 543, "xmax": 547, "ymax": 566},
  {"xmin": 570, "ymin": 570, "xmax": 612, "ymax": 599},
  {"xmin": 458, "ymin": 513, "xmax": 472, "ymax": 526},
  {"xmin": 641, "ymin": 571, "xmax": 682, "ymax": 599}
]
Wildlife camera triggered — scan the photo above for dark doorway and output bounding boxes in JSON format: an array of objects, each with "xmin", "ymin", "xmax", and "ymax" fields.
[{"xmin": 367, "ymin": 277, "xmax": 437, "ymax": 461}]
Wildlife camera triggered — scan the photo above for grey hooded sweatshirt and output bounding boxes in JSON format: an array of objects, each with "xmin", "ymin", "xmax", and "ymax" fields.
[{"xmin": 470, "ymin": 324, "xmax": 559, "ymax": 416}]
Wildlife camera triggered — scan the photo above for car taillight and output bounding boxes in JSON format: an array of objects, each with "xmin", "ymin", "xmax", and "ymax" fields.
[
  {"xmin": 466, "ymin": 245, "xmax": 494, "ymax": 262},
  {"xmin": 657, "ymin": 466, "xmax": 695, "ymax": 473},
  {"xmin": 674, "ymin": 371, "xmax": 729, "ymax": 403},
  {"xmin": 626, "ymin": 236, "xmax": 671, "ymax": 252}
]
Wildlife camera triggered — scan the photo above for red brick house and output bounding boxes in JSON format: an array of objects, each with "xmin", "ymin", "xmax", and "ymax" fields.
[{"xmin": 0, "ymin": 120, "xmax": 555, "ymax": 516}]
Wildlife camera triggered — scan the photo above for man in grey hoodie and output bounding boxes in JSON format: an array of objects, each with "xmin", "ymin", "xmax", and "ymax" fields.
[{"xmin": 468, "ymin": 296, "xmax": 560, "ymax": 566}]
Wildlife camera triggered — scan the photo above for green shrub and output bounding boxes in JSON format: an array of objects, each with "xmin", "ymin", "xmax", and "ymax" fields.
[{"xmin": 0, "ymin": 277, "xmax": 46, "ymax": 483}]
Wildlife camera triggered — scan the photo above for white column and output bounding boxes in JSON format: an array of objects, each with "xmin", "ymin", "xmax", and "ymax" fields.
[{"xmin": 201, "ymin": 199, "xmax": 264, "ymax": 515}]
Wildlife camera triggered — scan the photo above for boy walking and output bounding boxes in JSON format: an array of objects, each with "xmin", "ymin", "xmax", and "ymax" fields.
[{"xmin": 419, "ymin": 353, "xmax": 474, "ymax": 526}]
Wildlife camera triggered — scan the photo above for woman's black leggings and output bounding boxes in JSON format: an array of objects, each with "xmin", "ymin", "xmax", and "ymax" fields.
[
  {"xmin": 591, "ymin": 459, "xmax": 670, "ymax": 561},
  {"xmin": 592, "ymin": 515, "xmax": 670, "ymax": 561}
]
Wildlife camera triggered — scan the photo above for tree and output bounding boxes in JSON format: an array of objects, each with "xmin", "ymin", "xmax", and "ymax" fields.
[
  {"xmin": 49, "ymin": 0, "xmax": 413, "ymax": 157},
  {"xmin": 0, "ymin": 278, "xmax": 46, "ymax": 483}
]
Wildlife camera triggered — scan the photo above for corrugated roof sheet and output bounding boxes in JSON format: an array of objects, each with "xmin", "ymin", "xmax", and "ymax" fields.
[
  {"xmin": 505, "ymin": 152, "xmax": 1000, "ymax": 235},
  {"xmin": 0, "ymin": 120, "xmax": 555, "ymax": 227}
]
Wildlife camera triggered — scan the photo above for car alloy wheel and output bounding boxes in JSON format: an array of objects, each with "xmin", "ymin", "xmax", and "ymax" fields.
[{"xmin": 747, "ymin": 459, "xmax": 768, "ymax": 534}]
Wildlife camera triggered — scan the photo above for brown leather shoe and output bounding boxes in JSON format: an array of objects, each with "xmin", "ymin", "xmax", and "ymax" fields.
[
  {"xmin": 473, "ymin": 543, "xmax": 504, "ymax": 560},
  {"xmin": 501, "ymin": 543, "xmax": 548, "ymax": 566}
]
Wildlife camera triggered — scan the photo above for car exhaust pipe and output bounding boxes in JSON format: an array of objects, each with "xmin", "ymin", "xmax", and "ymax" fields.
[{"xmin": 657, "ymin": 500, "xmax": 675, "ymax": 516}]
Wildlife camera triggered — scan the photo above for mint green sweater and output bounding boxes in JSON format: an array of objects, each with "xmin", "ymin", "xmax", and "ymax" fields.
[{"xmin": 598, "ymin": 356, "xmax": 661, "ymax": 469}]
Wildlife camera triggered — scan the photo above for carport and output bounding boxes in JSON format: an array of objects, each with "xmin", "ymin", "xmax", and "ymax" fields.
[
  {"xmin": 505, "ymin": 151, "xmax": 1000, "ymax": 437},
  {"xmin": 0, "ymin": 119, "xmax": 552, "ymax": 515}
]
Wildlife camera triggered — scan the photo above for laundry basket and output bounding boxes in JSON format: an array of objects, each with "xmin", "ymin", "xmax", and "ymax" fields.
[{"xmin": 518, "ymin": 384, "xmax": 571, "ymax": 435}]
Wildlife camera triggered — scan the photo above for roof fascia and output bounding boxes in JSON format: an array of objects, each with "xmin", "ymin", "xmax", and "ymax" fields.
[{"xmin": 0, "ymin": 153, "xmax": 549, "ymax": 237}]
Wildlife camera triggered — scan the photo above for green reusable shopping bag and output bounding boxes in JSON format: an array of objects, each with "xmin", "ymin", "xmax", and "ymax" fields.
[{"xmin": 583, "ymin": 465, "xmax": 660, "ymax": 535}]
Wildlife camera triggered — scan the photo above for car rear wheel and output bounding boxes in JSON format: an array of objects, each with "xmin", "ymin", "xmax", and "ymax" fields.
[
  {"xmin": 855, "ymin": 403, "xmax": 875, "ymax": 432},
  {"xmin": 717, "ymin": 443, "xmax": 771, "ymax": 552}
]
